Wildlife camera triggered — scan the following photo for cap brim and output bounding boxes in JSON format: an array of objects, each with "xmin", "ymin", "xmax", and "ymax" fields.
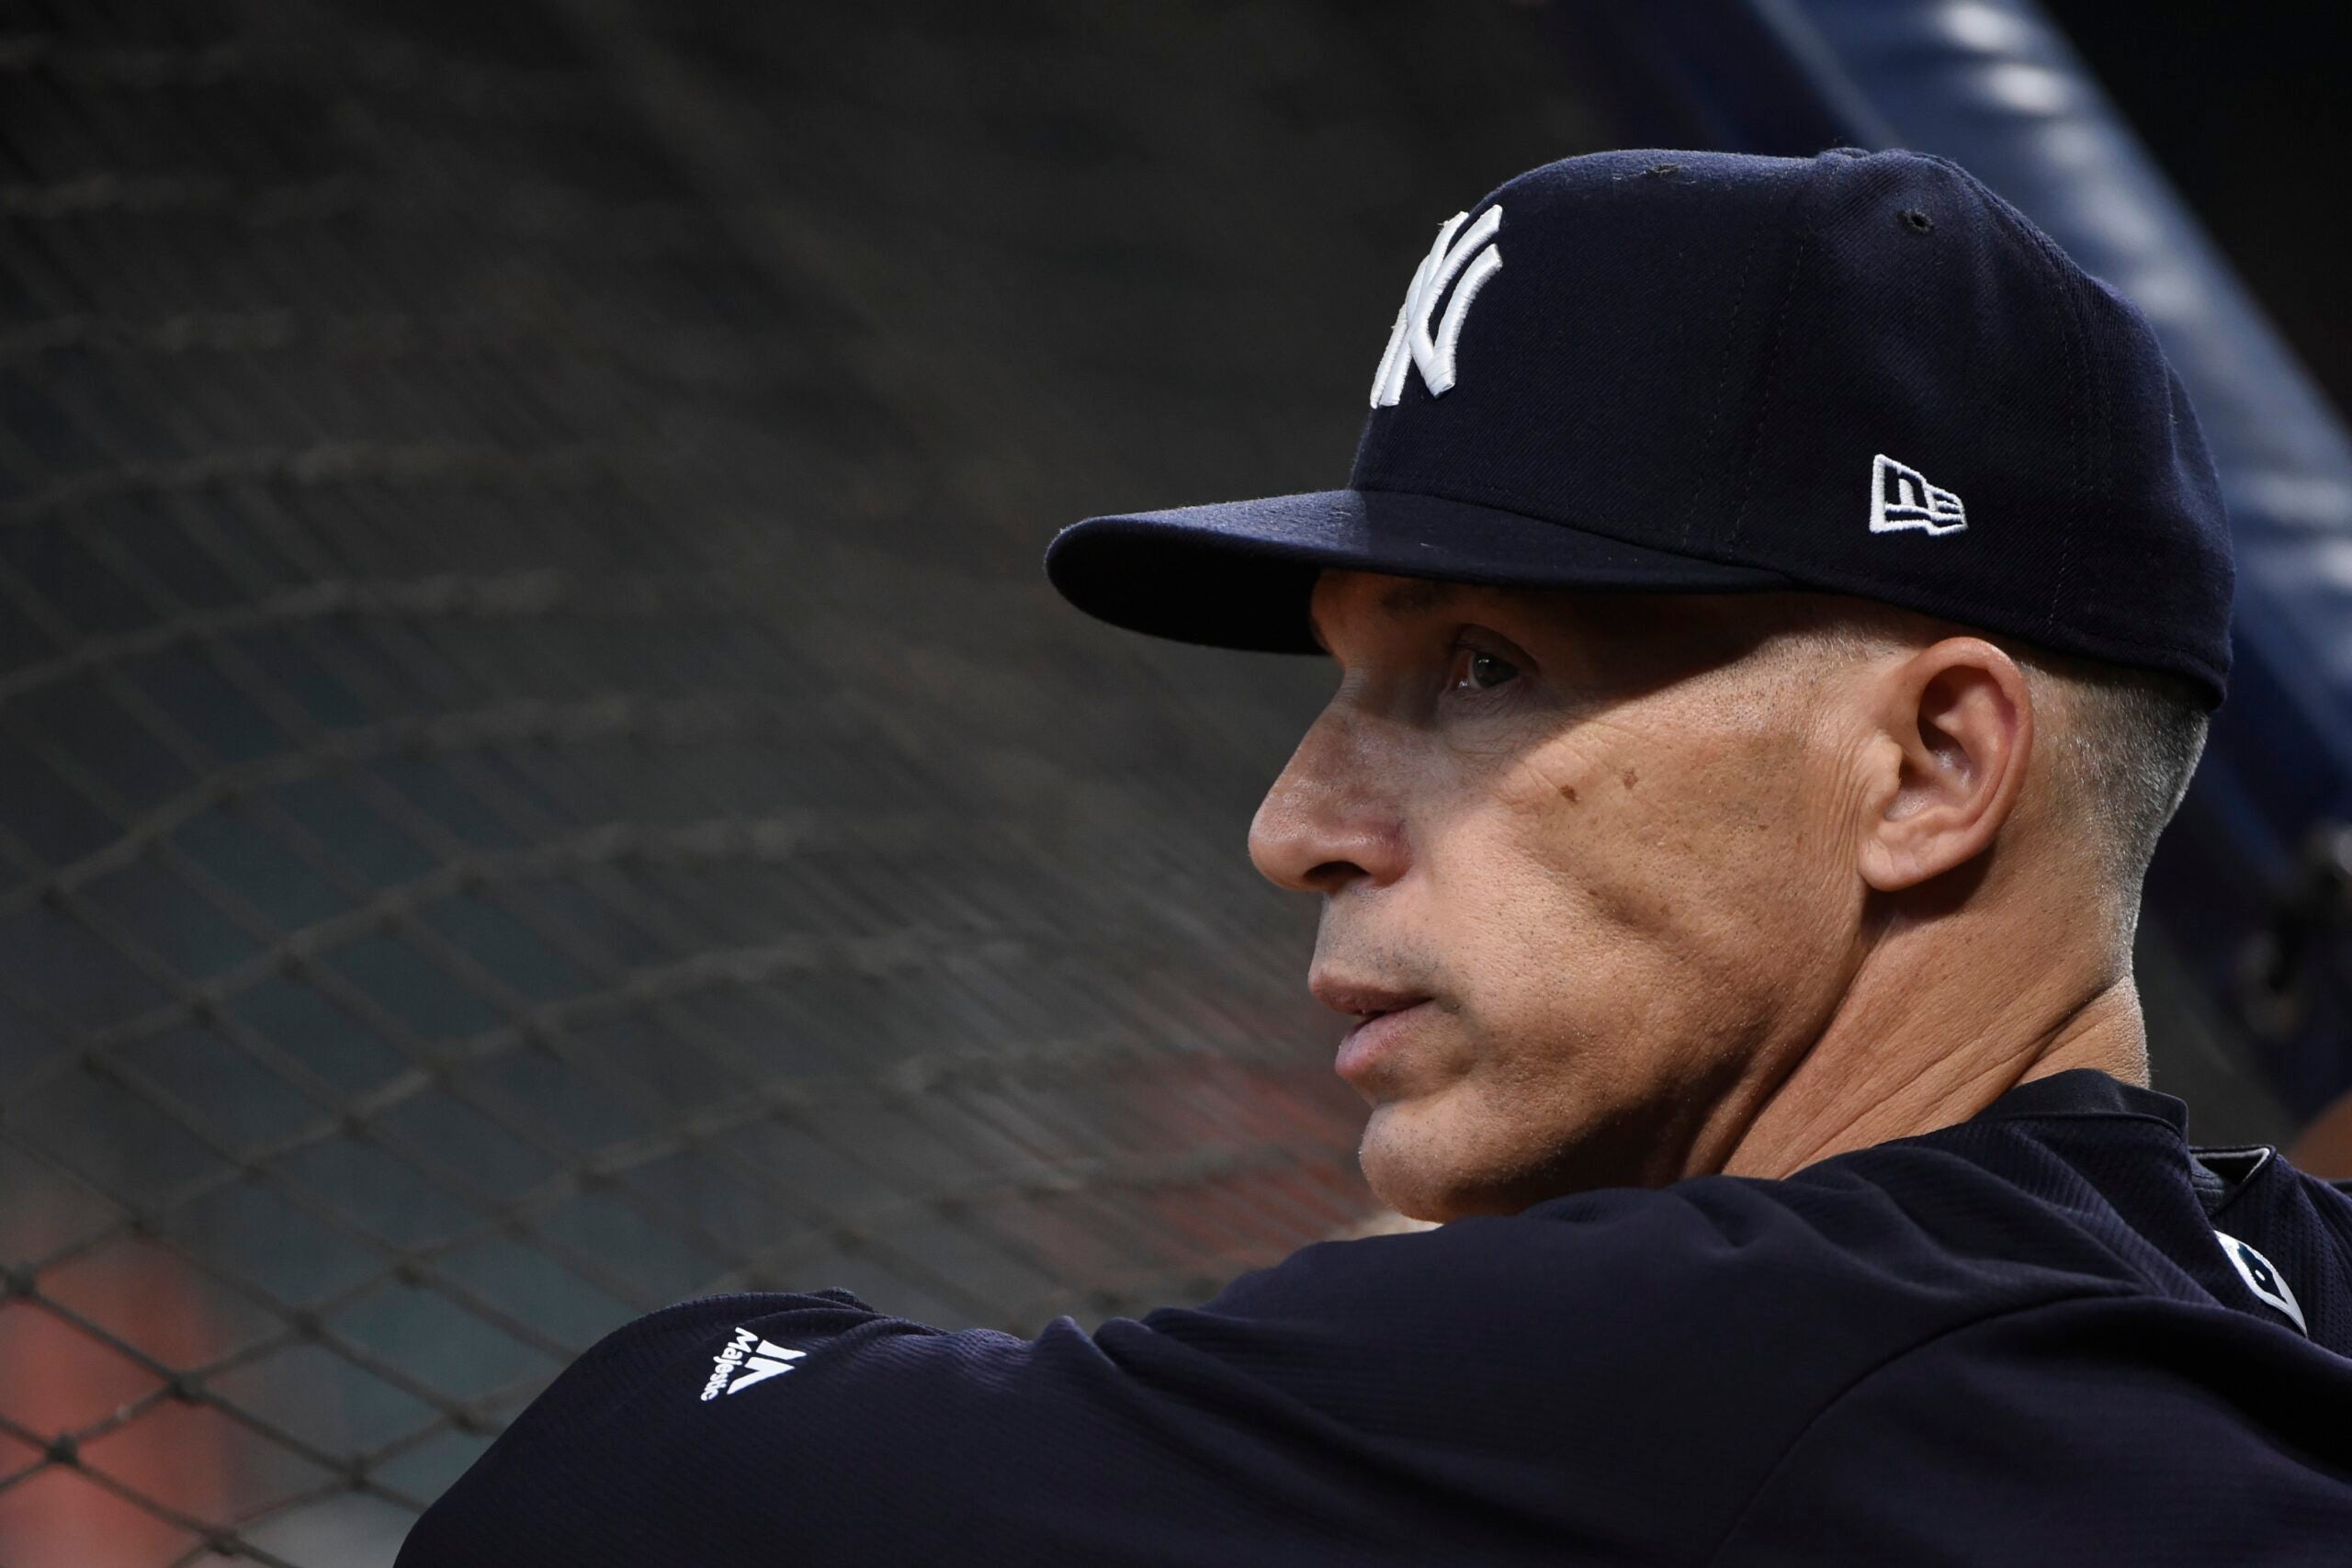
[{"xmin": 1043, "ymin": 487, "xmax": 1800, "ymax": 651}]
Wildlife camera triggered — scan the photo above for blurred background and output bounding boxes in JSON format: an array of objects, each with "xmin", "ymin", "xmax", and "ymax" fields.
[{"xmin": 1, "ymin": 2, "xmax": 2346, "ymax": 1563}]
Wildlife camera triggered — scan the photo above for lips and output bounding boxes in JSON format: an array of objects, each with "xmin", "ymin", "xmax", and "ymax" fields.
[
  {"xmin": 1332, "ymin": 998, "xmax": 1432, "ymax": 1084},
  {"xmin": 1308, "ymin": 977, "xmax": 1431, "ymax": 1020},
  {"xmin": 1311, "ymin": 974, "xmax": 1436, "ymax": 1085}
]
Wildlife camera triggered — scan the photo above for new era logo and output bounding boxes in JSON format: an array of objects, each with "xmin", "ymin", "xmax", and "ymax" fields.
[
  {"xmin": 698, "ymin": 1325, "xmax": 808, "ymax": 1402},
  {"xmin": 1370, "ymin": 205, "xmax": 1504, "ymax": 407},
  {"xmin": 1869, "ymin": 454, "xmax": 1967, "ymax": 536}
]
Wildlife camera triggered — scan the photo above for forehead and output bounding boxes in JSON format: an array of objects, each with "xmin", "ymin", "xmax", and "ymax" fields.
[
  {"xmin": 1305, "ymin": 573, "xmax": 1465, "ymax": 645},
  {"xmin": 1304, "ymin": 571, "xmax": 1686, "ymax": 649}
]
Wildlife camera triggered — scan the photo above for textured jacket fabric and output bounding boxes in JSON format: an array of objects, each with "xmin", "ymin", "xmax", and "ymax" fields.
[{"xmin": 397, "ymin": 1069, "xmax": 2352, "ymax": 1564}]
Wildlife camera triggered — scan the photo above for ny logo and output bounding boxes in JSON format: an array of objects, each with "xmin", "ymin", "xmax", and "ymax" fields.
[{"xmin": 1369, "ymin": 205, "xmax": 1504, "ymax": 408}]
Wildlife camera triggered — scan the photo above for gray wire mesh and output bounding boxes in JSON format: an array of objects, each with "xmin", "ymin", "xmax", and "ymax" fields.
[{"xmin": 0, "ymin": 1, "xmax": 1603, "ymax": 1561}]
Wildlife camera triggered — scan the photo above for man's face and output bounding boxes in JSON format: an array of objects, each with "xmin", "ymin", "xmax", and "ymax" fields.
[{"xmin": 1250, "ymin": 570, "xmax": 1869, "ymax": 1220}]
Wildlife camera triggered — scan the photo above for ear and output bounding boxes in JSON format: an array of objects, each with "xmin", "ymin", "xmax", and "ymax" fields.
[{"xmin": 1855, "ymin": 637, "xmax": 2033, "ymax": 894}]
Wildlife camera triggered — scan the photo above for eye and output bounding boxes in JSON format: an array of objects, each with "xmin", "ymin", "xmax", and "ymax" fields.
[{"xmin": 1448, "ymin": 640, "xmax": 1523, "ymax": 694}]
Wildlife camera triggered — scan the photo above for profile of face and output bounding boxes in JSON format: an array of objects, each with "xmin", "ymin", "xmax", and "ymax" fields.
[{"xmin": 1248, "ymin": 570, "xmax": 1968, "ymax": 1222}]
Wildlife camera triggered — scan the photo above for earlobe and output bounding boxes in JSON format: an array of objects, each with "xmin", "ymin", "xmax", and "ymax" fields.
[{"xmin": 1856, "ymin": 641, "xmax": 2031, "ymax": 895}]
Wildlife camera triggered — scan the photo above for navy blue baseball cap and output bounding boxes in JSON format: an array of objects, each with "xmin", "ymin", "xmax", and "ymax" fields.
[{"xmin": 1043, "ymin": 146, "xmax": 2234, "ymax": 709}]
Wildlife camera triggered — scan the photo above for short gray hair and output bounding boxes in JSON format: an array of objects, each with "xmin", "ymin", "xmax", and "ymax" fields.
[
  {"xmin": 2014, "ymin": 649, "xmax": 2210, "ymax": 896},
  {"xmin": 1751, "ymin": 593, "xmax": 2210, "ymax": 899}
]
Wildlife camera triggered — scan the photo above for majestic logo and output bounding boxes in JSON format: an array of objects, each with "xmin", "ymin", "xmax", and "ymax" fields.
[
  {"xmin": 1370, "ymin": 205, "xmax": 1504, "ymax": 407},
  {"xmin": 1869, "ymin": 454, "xmax": 1967, "ymax": 536},
  {"xmin": 698, "ymin": 1325, "xmax": 808, "ymax": 1401},
  {"xmin": 2214, "ymin": 1230, "xmax": 2307, "ymax": 1336}
]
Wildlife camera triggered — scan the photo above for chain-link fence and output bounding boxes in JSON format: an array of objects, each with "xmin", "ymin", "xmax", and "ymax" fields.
[{"xmin": 0, "ymin": 2, "xmax": 1607, "ymax": 1562}]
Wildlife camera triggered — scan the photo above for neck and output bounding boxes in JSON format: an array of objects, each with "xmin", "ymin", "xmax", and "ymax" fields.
[{"xmin": 1707, "ymin": 927, "xmax": 2148, "ymax": 1184}]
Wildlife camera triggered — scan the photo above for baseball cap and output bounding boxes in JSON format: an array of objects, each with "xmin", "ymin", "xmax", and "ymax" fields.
[{"xmin": 1041, "ymin": 147, "xmax": 2234, "ymax": 709}]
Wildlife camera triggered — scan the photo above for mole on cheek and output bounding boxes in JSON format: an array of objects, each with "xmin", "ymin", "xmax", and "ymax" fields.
[
  {"xmin": 1621, "ymin": 767, "xmax": 1639, "ymax": 791},
  {"xmin": 1559, "ymin": 783, "xmax": 1579, "ymax": 805}
]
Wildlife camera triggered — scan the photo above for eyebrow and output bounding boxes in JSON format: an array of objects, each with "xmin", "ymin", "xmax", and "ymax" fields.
[{"xmin": 1306, "ymin": 579, "xmax": 1470, "ymax": 651}]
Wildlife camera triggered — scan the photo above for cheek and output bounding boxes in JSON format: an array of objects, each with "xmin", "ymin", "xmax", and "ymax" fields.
[
  {"xmin": 1451, "ymin": 736, "xmax": 1841, "ymax": 1025},
  {"xmin": 1410, "ymin": 760, "xmax": 1647, "ymax": 1040},
  {"xmin": 1363, "ymin": 717, "xmax": 1860, "ymax": 1206},
  {"xmin": 1667, "ymin": 740, "xmax": 1853, "ymax": 949}
]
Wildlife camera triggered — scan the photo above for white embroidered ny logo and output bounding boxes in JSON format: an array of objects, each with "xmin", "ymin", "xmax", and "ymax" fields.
[{"xmin": 1369, "ymin": 205, "xmax": 1504, "ymax": 407}]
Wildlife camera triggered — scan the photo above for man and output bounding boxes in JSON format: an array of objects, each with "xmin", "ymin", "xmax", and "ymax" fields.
[{"xmin": 400, "ymin": 148, "xmax": 2352, "ymax": 1565}]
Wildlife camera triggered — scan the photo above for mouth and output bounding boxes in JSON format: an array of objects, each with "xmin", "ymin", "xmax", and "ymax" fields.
[
  {"xmin": 1308, "ymin": 977, "xmax": 1430, "ymax": 1019},
  {"xmin": 1307, "ymin": 987, "xmax": 1430, "ymax": 1086},
  {"xmin": 1332, "ymin": 998, "xmax": 1433, "ymax": 1085}
]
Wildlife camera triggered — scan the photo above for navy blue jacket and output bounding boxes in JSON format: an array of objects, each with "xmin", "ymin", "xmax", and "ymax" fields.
[{"xmin": 398, "ymin": 1069, "xmax": 2352, "ymax": 1563}]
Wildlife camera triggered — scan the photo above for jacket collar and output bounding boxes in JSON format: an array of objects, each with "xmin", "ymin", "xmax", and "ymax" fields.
[{"xmin": 1967, "ymin": 1066, "xmax": 2190, "ymax": 1135}]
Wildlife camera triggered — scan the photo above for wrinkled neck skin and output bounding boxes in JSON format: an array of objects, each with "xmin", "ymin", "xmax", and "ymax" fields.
[{"xmin": 1702, "ymin": 890, "xmax": 2149, "ymax": 1185}]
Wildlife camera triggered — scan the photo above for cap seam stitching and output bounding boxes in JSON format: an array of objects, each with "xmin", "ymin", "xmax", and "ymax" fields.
[
  {"xmin": 2047, "ymin": 263, "xmax": 2098, "ymax": 633},
  {"xmin": 1723, "ymin": 175, "xmax": 1820, "ymax": 549},
  {"xmin": 1675, "ymin": 208, "xmax": 1777, "ymax": 551},
  {"xmin": 1965, "ymin": 179, "xmax": 2095, "ymax": 636}
]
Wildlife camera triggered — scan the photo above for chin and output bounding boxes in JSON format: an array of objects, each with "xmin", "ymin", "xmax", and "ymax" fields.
[
  {"xmin": 1357, "ymin": 1100, "xmax": 1496, "ymax": 1224},
  {"xmin": 1360, "ymin": 1090, "xmax": 1627, "ymax": 1219}
]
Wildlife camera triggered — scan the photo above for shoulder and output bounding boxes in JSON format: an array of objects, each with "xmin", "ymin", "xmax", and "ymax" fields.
[
  {"xmin": 1132, "ymin": 1134, "xmax": 2172, "ymax": 1533},
  {"xmin": 1708, "ymin": 1292, "xmax": 2352, "ymax": 1564},
  {"xmin": 1133, "ymin": 1145, "xmax": 2131, "ymax": 1493},
  {"xmin": 1188, "ymin": 1130, "xmax": 2147, "ymax": 1359},
  {"xmin": 398, "ymin": 1134, "xmax": 2165, "ymax": 1568}
]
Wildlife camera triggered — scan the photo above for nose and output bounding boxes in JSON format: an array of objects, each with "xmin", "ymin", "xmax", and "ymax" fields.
[{"xmin": 1248, "ymin": 705, "xmax": 1411, "ymax": 895}]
